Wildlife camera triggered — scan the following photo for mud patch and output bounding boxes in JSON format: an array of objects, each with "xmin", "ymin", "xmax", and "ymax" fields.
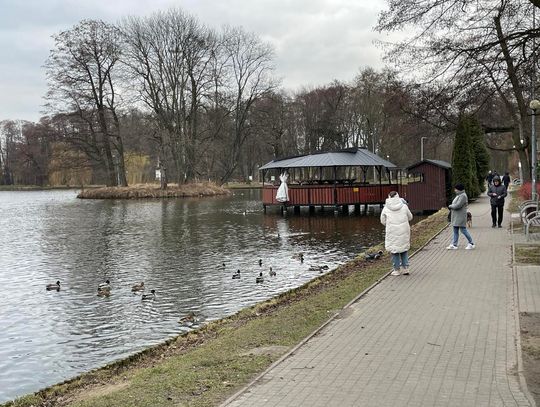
[{"xmin": 520, "ymin": 312, "xmax": 540, "ymax": 405}]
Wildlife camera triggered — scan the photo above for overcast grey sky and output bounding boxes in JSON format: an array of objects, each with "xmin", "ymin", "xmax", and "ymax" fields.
[{"xmin": 0, "ymin": 0, "xmax": 389, "ymax": 122}]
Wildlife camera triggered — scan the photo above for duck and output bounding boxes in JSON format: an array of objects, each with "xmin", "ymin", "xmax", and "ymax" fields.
[
  {"xmin": 217, "ymin": 262, "xmax": 226, "ymax": 269},
  {"xmin": 256, "ymin": 272, "xmax": 264, "ymax": 284},
  {"xmin": 98, "ymin": 280, "xmax": 110, "ymax": 290},
  {"xmin": 179, "ymin": 312, "xmax": 200, "ymax": 326},
  {"xmin": 97, "ymin": 287, "xmax": 110, "ymax": 297},
  {"xmin": 269, "ymin": 267, "xmax": 276, "ymax": 277},
  {"xmin": 308, "ymin": 265, "xmax": 329, "ymax": 272},
  {"xmin": 141, "ymin": 289, "xmax": 156, "ymax": 300},
  {"xmin": 258, "ymin": 259, "xmax": 263, "ymax": 267},
  {"xmin": 46, "ymin": 281, "xmax": 60, "ymax": 291},
  {"xmin": 131, "ymin": 282, "xmax": 144, "ymax": 292},
  {"xmin": 232, "ymin": 270, "xmax": 241, "ymax": 279},
  {"xmin": 364, "ymin": 250, "xmax": 383, "ymax": 261}
]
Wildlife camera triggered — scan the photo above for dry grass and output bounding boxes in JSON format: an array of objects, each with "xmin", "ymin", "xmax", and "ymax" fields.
[
  {"xmin": 515, "ymin": 245, "xmax": 540, "ymax": 265},
  {"xmin": 77, "ymin": 183, "xmax": 230, "ymax": 199}
]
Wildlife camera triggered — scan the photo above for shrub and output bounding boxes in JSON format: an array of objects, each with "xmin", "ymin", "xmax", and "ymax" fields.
[{"xmin": 518, "ymin": 182, "xmax": 540, "ymax": 200}]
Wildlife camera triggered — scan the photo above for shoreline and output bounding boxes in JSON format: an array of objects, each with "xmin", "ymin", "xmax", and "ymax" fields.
[
  {"xmin": 77, "ymin": 183, "xmax": 231, "ymax": 199},
  {"xmin": 3, "ymin": 208, "xmax": 449, "ymax": 407}
]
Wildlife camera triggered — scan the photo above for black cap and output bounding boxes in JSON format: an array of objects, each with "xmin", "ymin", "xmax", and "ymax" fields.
[{"xmin": 455, "ymin": 183, "xmax": 465, "ymax": 191}]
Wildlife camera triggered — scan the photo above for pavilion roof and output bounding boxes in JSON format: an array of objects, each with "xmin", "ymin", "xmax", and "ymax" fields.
[{"xmin": 259, "ymin": 148, "xmax": 397, "ymax": 170}]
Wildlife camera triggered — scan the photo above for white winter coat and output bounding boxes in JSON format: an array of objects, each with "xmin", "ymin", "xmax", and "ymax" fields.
[{"xmin": 380, "ymin": 194, "xmax": 413, "ymax": 254}]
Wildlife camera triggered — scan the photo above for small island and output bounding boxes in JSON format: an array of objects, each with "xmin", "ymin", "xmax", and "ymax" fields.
[{"xmin": 77, "ymin": 183, "xmax": 230, "ymax": 199}]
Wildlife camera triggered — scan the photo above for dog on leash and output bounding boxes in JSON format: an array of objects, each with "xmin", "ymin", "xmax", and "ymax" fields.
[{"xmin": 466, "ymin": 211, "xmax": 472, "ymax": 228}]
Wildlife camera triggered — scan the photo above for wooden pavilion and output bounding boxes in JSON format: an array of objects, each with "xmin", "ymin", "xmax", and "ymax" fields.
[
  {"xmin": 259, "ymin": 148, "xmax": 402, "ymax": 212},
  {"xmin": 260, "ymin": 149, "xmax": 452, "ymax": 214}
]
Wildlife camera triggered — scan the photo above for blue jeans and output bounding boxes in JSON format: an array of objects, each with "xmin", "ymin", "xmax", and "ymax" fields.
[
  {"xmin": 453, "ymin": 226, "xmax": 473, "ymax": 246},
  {"xmin": 391, "ymin": 251, "xmax": 409, "ymax": 270}
]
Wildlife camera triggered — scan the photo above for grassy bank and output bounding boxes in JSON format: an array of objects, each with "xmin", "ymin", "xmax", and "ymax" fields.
[
  {"xmin": 77, "ymin": 183, "xmax": 230, "ymax": 199},
  {"xmin": 4, "ymin": 209, "xmax": 449, "ymax": 407},
  {"xmin": 224, "ymin": 182, "xmax": 263, "ymax": 189}
]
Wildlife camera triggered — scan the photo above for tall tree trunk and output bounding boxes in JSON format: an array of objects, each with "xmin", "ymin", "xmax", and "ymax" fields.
[
  {"xmin": 494, "ymin": 14, "xmax": 532, "ymax": 180},
  {"xmin": 97, "ymin": 109, "xmax": 117, "ymax": 186}
]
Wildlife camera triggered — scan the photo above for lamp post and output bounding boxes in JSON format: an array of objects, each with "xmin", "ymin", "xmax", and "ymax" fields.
[
  {"xmin": 530, "ymin": 99, "xmax": 540, "ymax": 201},
  {"xmin": 420, "ymin": 137, "xmax": 427, "ymax": 161}
]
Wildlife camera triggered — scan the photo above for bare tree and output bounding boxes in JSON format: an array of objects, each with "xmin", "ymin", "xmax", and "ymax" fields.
[
  {"xmin": 377, "ymin": 0, "xmax": 539, "ymax": 179},
  {"xmin": 219, "ymin": 26, "xmax": 277, "ymax": 183},
  {"xmin": 121, "ymin": 9, "xmax": 217, "ymax": 185},
  {"xmin": 45, "ymin": 19, "xmax": 127, "ymax": 186}
]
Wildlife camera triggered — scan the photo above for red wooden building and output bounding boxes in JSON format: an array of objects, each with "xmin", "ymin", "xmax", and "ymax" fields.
[
  {"xmin": 260, "ymin": 149, "xmax": 452, "ymax": 214},
  {"xmin": 405, "ymin": 159, "xmax": 452, "ymax": 212}
]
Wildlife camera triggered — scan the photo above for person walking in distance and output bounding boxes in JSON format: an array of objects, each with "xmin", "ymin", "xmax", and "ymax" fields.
[
  {"xmin": 502, "ymin": 172, "xmax": 511, "ymax": 189},
  {"xmin": 486, "ymin": 170, "xmax": 494, "ymax": 188},
  {"xmin": 487, "ymin": 175, "xmax": 507, "ymax": 228},
  {"xmin": 447, "ymin": 184, "xmax": 475, "ymax": 250},
  {"xmin": 380, "ymin": 191, "xmax": 413, "ymax": 276}
]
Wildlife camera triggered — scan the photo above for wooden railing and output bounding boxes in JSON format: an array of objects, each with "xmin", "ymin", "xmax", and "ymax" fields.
[{"xmin": 262, "ymin": 184, "xmax": 405, "ymax": 206}]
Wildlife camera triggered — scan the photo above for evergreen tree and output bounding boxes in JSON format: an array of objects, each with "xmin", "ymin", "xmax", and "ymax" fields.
[
  {"xmin": 452, "ymin": 115, "xmax": 479, "ymax": 198},
  {"xmin": 469, "ymin": 116, "xmax": 490, "ymax": 193}
]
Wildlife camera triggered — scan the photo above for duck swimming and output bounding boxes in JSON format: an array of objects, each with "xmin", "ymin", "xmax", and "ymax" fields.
[
  {"xmin": 232, "ymin": 270, "xmax": 241, "ymax": 279},
  {"xmin": 98, "ymin": 280, "xmax": 110, "ymax": 289},
  {"xmin": 141, "ymin": 289, "xmax": 156, "ymax": 300},
  {"xmin": 179, "ymin": 312, "xmax": 200, "ymax": 325},
  {"xmin": 46, "ymin": 281, "xmax": 60, "ymax": 291},
  {"xmin": 258, "ymin": 259, "xmax": 263, "ymax": 266},
  {"xmin": 256, "ymin": 272, "xmax": 264, "ymax": 283},
  {"xmin": 97, "ymin": 287, "xmax": 110, "ymax": 297},
  {"xmin": 269, "ymin": 267, "xmax": 276, "ymax": 277},
  {"xmin": 131, "ymin": 282, "xmax": 144, "ymax": 292}
]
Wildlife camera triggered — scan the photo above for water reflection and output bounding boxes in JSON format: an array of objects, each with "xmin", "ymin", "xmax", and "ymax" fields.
[{"xmin": 0, "ymin": 189, "xmax": 416, "ymax": 402}]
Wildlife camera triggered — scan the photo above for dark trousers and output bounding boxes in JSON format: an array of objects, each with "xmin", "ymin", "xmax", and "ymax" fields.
[{"xmin": 491, "ymin": 204, "xmax": 504, "ymax": 226}]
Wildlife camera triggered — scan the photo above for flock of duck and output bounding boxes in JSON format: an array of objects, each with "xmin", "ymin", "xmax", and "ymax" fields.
[
  {"xmin": 229, "ymin": 253, "xmax": 305, "ymax": 284},
  {"xmin": 45, "ymin": 279, "xmax": 157, "ymax": 300}
]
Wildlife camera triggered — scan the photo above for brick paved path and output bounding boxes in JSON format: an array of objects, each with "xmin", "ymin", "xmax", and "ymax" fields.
[{"xmin": 223, "ymin": 196, "xmax": 534, "ymax": 407}]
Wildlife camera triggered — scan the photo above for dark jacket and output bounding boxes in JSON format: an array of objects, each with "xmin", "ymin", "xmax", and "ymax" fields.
[
  {"xmin": 502, "ymin": 174, "xmax": 511, "ymax": 187},
  {"xmin": 487, "ymin": 183, "xmax": 507, "ymax": 206}
]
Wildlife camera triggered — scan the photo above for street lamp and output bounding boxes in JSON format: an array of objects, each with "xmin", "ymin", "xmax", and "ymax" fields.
[
  {"xmin": 420, "ymin": 137, "xmax": 427, "ymax": 161},
  {"xmin": 530, "ymin": 99, "xmax": 540, "ymax": 201}
]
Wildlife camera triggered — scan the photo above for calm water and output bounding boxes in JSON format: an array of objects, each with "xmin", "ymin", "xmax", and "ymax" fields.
[{"xmin": 0, "ymin": 189, "xmax": 399, "ymax": 402}]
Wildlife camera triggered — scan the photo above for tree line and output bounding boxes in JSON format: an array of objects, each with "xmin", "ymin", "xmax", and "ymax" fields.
[{"xmin": 2, "ymin": 2, "xmax": 539, "ymax": 187}]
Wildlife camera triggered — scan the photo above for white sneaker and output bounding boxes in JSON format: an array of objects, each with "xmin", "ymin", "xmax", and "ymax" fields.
[
  {"xmin": 465, "ymin": 243, "xmax": 475, "ymax": 250},
  {"xmin": 390, "ymin": 270, "xmax": 401, "ymax": 276},
  {"xmin": 402, "ymin": 268, "xmax": 410, "ymax": 275},
  {"xmin": 446, "ymin": 244, "xmax": 458, "ymax": 250}
]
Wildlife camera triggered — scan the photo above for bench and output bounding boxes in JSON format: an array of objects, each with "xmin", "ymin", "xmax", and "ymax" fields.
[
  {"xmin": 519, "ymin": 201, "xmax": 539, "ymax": 223},
  {"xmin": 524, "ymin": 210, "xmax": 540, "ymax": 240}
]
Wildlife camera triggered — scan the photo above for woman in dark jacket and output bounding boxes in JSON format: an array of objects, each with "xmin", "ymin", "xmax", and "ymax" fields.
[{"xmin": 487, "ymin": 176, "xmax": 507, "ymax": 228}]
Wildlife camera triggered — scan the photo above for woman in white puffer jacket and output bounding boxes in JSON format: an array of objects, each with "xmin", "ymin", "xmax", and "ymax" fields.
[{"xmin": 380, "ymin": 191, "xmax": 413, "ymax": 276}]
